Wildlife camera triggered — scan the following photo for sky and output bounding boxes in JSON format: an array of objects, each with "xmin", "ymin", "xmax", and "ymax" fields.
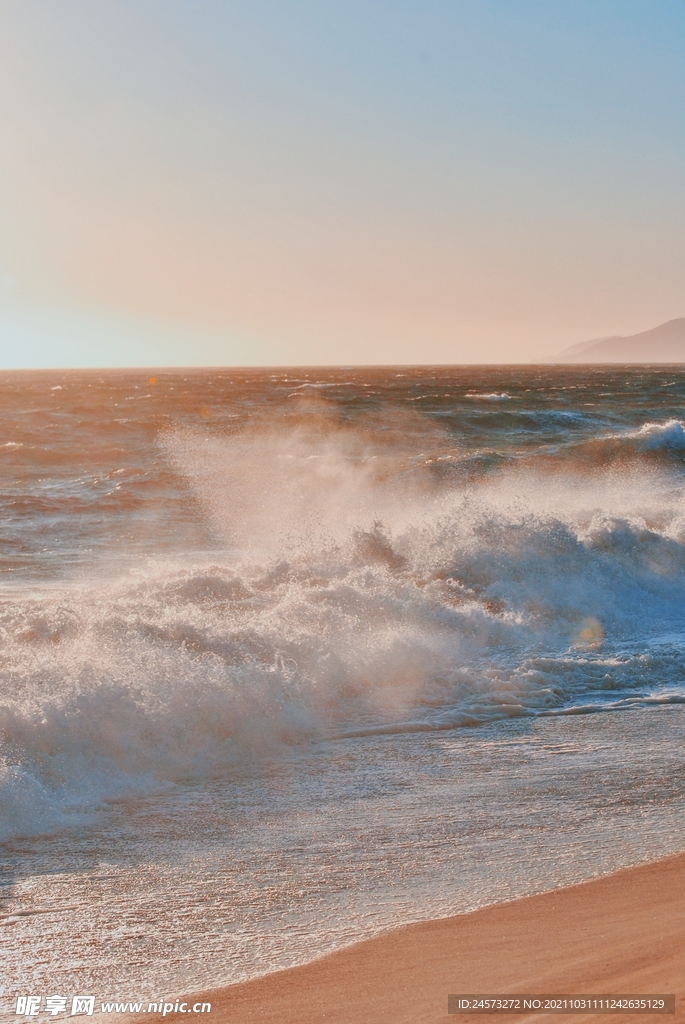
[{"xmin": 0, "ymin": 0, "xmax": 683, "ymax": 367}]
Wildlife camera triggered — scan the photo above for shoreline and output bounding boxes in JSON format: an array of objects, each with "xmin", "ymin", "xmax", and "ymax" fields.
[{"xmin": 132, "ymin": 851, "xmax": 685, "ymax": 1024}]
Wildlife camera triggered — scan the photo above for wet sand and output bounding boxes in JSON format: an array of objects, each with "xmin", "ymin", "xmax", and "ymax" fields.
[{"xmin": 134, "ymin": 851, "xmax": 685, "ymax": 1024}]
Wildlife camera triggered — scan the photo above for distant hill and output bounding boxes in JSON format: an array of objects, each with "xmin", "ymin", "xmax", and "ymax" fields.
[{"xmin": 551, "ymin": 318, "xmax": 685, "ymax": 363}]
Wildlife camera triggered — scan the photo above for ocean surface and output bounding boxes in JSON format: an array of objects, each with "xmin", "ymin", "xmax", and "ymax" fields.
[{"xmin": 2, "ymin": 365, "xmax": 685, "ymax": 1003}]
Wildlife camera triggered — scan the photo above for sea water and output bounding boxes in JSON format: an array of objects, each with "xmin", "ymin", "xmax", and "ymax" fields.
[{"xmin": 1, "ymin": 366, "xmax": 684, "ymax": 1001}]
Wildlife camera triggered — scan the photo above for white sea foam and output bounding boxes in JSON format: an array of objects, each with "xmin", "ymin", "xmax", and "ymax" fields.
[
  {"xmin": 5, "ymin": 369, "xmax": 685, "ymax": 1002},
  {"xmin": 1, "ymin": 413, "xmax": 685, "ymax": 841},
  {"xmin": 630, "ymin": 418, "xmax": 685, "ymax": 450},
  {"xmin": 464, "ymin": 392, "xmax": 511, "ymax": 400}
]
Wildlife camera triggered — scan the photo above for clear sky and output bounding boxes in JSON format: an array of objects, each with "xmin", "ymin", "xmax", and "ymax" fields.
[{"xmin": 0, "ymin": 0, "xmax": 683, "ymax": 367}]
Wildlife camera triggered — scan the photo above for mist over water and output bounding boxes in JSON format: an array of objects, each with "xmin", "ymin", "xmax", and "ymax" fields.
[{"xmin": 2, "ymin": 366, "xmax": 685, "ymax": 996}]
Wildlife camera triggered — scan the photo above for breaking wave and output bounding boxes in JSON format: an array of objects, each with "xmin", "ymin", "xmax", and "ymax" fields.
[
  {"xmin": 629, "ymin": 418, "xmax": 685, "ymax": 451},
  {"xmin": 2, "ymin": 412, "xmax": 685, "ymax": 841}
]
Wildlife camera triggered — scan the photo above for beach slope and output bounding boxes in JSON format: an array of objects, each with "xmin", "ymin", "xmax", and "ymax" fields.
[{"xmin": 134, "ymin": 852, "xmax": 685, "ymax": 1024}]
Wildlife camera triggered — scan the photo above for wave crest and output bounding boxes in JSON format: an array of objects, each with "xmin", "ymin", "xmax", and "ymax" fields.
[{"xmin": 3, "ymin": 410, "xmax": 685, "ymax": 840}]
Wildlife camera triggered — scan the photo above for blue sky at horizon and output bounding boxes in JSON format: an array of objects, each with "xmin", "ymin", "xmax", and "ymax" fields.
[{"xmin": 0, "ymin": 0, "xmax": 683, "ymax": 367}]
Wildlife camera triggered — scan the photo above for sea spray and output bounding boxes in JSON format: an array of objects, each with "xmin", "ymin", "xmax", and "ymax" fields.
[
  {"xmin": 2, "ymin": 396, "xmax": 685, "ymax": 839},
  {"xmin": 2, "ymin": 366, "xmax": 685, "ymax": 998}
]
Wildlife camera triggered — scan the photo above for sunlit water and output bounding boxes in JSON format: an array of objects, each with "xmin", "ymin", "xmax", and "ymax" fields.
[{"xmin": 1, "ymin": 366, "xmax": 685, "ymax": 1002}]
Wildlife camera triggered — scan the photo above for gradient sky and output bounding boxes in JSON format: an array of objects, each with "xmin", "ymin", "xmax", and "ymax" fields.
[{"xmin": 0, "ymin": 1, "xmax": 683, "ymax": 367}]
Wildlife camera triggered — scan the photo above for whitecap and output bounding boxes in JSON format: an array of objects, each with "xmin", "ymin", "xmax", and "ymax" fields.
[
  {"xmin": 464, "ymin": 392, "xmax": 511, "ymax": 400},
  {"xmin": 631, "ymin": 418, "xmax": 685, "ymax": 450}
]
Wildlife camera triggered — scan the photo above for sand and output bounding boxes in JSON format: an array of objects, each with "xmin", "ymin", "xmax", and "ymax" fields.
[{"xmin": 134, "ymin": 852, "xmax": 685, "ymax": 1024}]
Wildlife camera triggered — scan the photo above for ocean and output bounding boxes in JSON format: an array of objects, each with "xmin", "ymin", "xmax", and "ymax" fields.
[{"xmin": 2, "ymin": 365, "xmax": 685, "ymax": 1003}]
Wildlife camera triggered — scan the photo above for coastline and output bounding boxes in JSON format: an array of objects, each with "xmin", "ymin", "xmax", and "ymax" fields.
[{"xmin": 130, "ymin": 851, "xmax": 685, "ymax": 1024}]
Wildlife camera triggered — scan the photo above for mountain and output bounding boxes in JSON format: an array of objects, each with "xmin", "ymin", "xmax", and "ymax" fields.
[{"xmin": 551, "ymin": 318, "xmax": 685, "ymax": 363}]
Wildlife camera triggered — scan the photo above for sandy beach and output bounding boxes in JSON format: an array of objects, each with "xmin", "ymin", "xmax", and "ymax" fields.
[
  {"xmin": 132, "ymin": 851, "xmax": 685, "ymax": 1024},
  {"xmin": 4, "ymin": 0, "xmax": 685, "ymax": 1014}
]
